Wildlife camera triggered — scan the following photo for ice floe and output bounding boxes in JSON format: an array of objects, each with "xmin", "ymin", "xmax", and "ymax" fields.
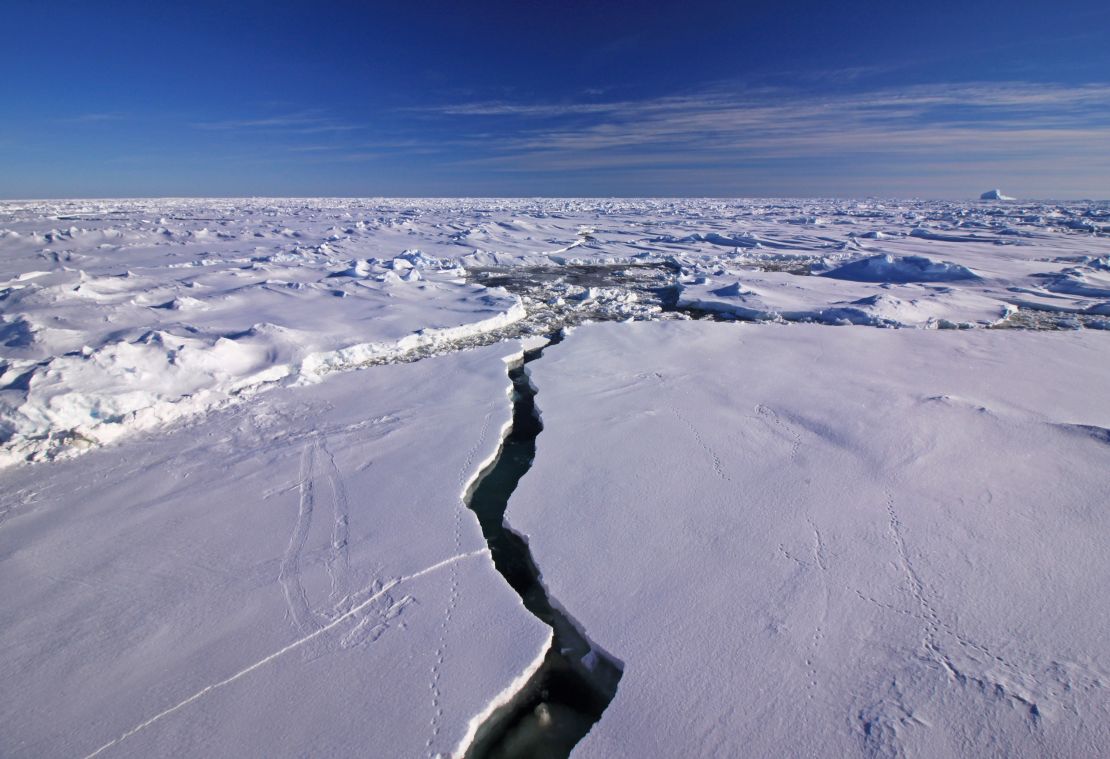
[{"xmin": 511, "ymin": 320, "xmax": 1110, "ymax": 758}]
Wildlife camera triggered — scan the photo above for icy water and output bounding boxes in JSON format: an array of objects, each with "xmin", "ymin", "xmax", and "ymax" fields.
[
  {"xmin": 463, "ymin": 338, "xmax": 622, "ymax": 759},
  {"xmin": 467, "ymin": 262, "xmax": 684, "ymax": 332},
  {"xmin": 468, "ymin": 261, "xmax": 1107, "ymax": 332}
]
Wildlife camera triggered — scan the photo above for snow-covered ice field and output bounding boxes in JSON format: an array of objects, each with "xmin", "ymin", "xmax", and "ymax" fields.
[
  {"xmin": 513, "ymin": 321, "xmax": 1110, "ymax": 758},
  {"xmin": 1, "ymin": 342, "xmax": 549, "ymax": 757},
  {"xmin": 1, "ymin": 197, "xmax": 1109, "ymax": 757}
]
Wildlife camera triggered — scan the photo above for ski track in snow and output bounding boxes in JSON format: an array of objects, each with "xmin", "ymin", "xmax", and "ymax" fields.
[
  {"xmin": 278, "ymin": 433, "xmax": 360, "ymax": 637},
  {"xmin": 83, "ymin": 549, "xmax": 489, "ymax": 759},
  {"xmin": 279, "ymin": 438, "xmax": 323, "ymax": 635},
  {"xmin": 320, "ymin": 436, "xmax": 353, "ymax": 609}
]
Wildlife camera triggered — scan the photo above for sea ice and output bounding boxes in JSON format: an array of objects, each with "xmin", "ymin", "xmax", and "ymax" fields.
[
  {"xmin": 0, "ymin": 341, "xmax": 549, "ymax": 758},
  {"xmin": 510, "ymin": 320, "xmax": 1110, "ymax": 759},
  {"xmin": 2, "ymin": 196, "xmax": 1109, "ymax": 758}
]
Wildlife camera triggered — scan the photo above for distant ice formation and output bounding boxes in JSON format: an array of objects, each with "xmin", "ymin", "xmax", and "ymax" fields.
[
  {"xmin": 821, "ymin": 253, "xmax": 980, "ymax": 283},
  {"xmin": 981, "ymin": 188, "xmax": 1015, "ymax": 200}
]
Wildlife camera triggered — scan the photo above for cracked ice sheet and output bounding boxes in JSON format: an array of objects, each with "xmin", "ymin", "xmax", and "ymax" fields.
[
  {"xmin": 510, "ymin": 321, "xmax": 1110, "ymax": 758},
  {"xmin": 0, "ymin": 340, "xmax": 549, "ymax": 758},
  {"xmin": 5, "ymin": 197, "xmax": 1110, "ymax": 468}
]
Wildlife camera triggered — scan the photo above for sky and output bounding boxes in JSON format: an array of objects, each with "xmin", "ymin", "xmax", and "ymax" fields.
[{"xmin": 2, "ymin": 0, "xmax": 1109, "ymax": 198}]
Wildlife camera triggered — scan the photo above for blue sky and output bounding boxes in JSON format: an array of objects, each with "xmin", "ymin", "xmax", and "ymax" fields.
[{"xmin": 2, "ymin": 0, "xmax": 1108, "ymax": 198}]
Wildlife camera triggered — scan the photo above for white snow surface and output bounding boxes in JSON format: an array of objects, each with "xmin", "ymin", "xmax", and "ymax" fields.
[
  {"xmin": 2, "ymin": 197, "xmax": 1110, "ymax": 758},
  {"xmin": 3, "ymin": 197, "xmax": 1110, "ymax": 464},
  {"xmin": 0, "ymin": 340, "xmax": 549, "ymax": 758},
  {"xmin": 510, "ymin": 320, "xmax": 1110, "ymax": 758}
]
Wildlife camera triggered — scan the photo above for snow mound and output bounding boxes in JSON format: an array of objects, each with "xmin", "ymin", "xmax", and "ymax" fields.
[
  {"xmin": 1031, "ymin": 268, "xmax": 1110, "ymax": 299},
  {"xmin": 0, "ymin": 260, "xmax": 524, "ymax": 466},
  {"xmin": 708, "ymin": 281, "xmax": 754, "ymax": 298},
  {"xmin": 822, "ymin": 254, "xmax": 980, "ymax": 284}
]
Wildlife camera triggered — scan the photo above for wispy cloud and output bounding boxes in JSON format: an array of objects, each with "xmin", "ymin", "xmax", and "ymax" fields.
[
  {"xmin": 424, "ymin": 82, "xmax": 1110, "ymax": 179},
  {"xmin": 60, "ymin": 112, "xmax": 127, "ymax": 123},
  {"xmin": 285, "ymin": 144, "xmax": 342, "ymax": 152},
  {"xmin": 192, "ymin": 110, "xmax": 362, "ymax": 134},
  {"xmin": 416, "ymin": 101, "xmax": 632, "ymax": 117},
  {"xmin": 321, "ymin": 151, "xmax": 382, "ymax": 163}
]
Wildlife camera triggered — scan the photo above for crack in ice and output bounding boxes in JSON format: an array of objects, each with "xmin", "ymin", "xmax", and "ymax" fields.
[{"xmin": 457, "ymin": 339, "xmax": 623, "ymax": 759}]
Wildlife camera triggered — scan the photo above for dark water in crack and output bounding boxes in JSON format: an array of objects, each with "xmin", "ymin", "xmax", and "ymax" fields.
[{"xmin": 463, "ymin": 336, "xmax": 623, "ymax": 759}]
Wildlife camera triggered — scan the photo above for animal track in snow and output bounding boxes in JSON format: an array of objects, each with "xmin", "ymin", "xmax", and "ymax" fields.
[
  {"xmin": 426, "ymin": 405, "xmax": 494, "ymax": 757},
  {"xmin": 879, "ymin": 487, "xmax": 1045, "ymax": 723},
  {"xmin": 672, "ymin": 408, "xmax": 731, "ymax": 482}
]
